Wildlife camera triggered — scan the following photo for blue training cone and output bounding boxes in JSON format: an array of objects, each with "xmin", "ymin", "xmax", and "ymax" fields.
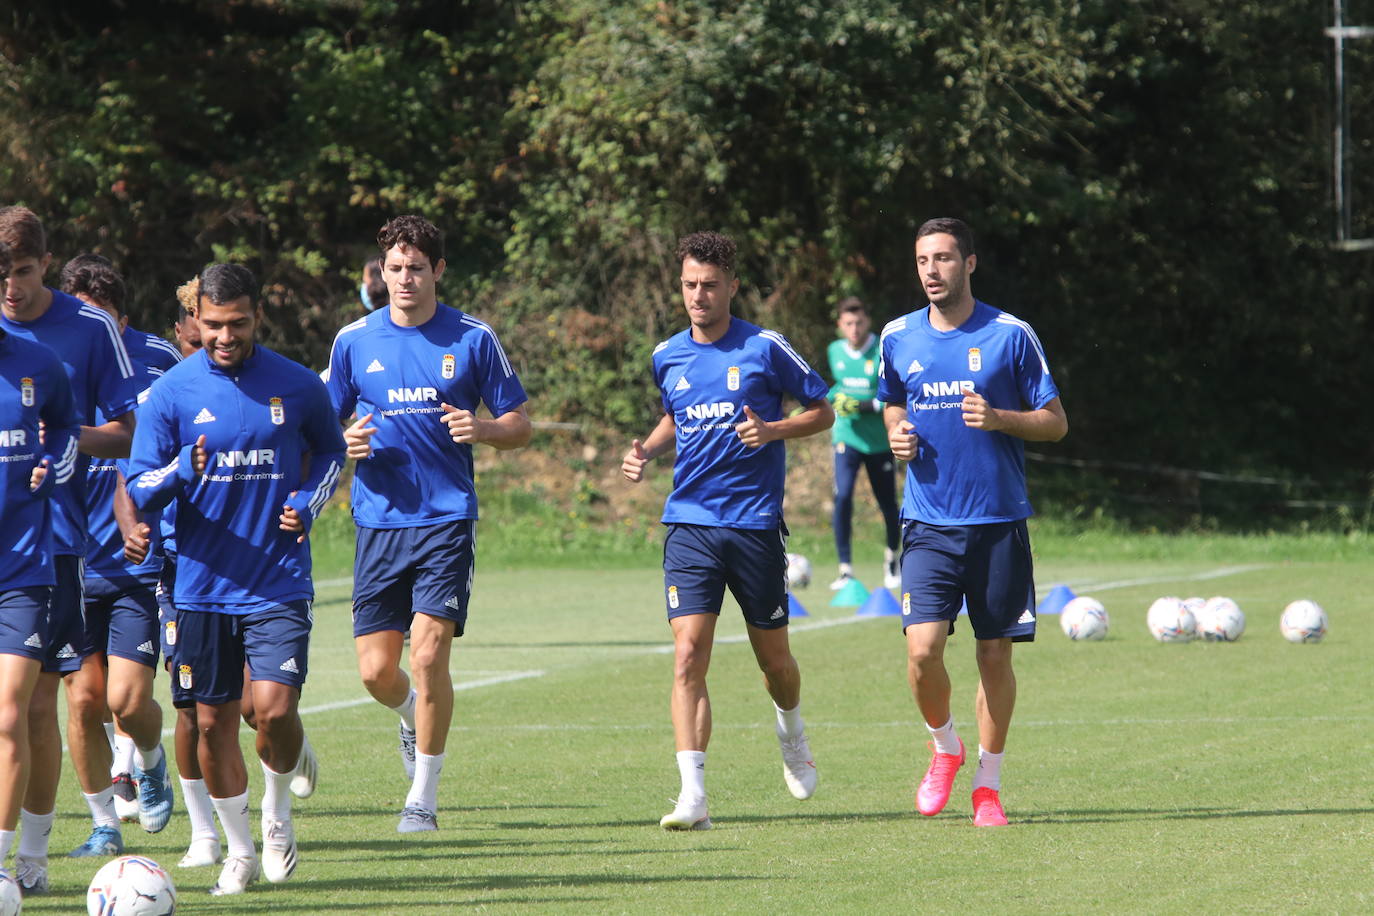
[
  {"xmin": 788, "ymin": 592, "xmax": 810, "ymax": 618},
  {"xmin": 856, "ymin": 587, "xmax": 901, "ymax": 617},
  {"xmin": 829, "ymin": 577, "xmax": 870, "ymax": 607},
  {"xmin": 1036, "ymin": 583, "xmax": 1076, "ymax": 617}
]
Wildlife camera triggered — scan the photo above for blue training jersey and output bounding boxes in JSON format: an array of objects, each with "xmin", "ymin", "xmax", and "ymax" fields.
[
  {"xmin": 85, "ymin": 326, "xmax": 182, "ymax": 579},
  {"xmin": 126, "ymin": 346, "xmax": 346, "ymax": 614},
  {"xmin": 324, "ymin": 304, "xmax": 527, "ymax": 529},
  {"xmin": 0, "ymin": 289, "xmax": 140, "ymax": 556},
  {"xmin": 877, "ymin": 301, "xmax": 1059, "ymax": 525},
  {"xmin": 0, "ymin": 330, "xmax": 81, "ymax": 590},
  {"xmin": 653, "ymin": 317, "xmax": 829, "ymax": 530}
]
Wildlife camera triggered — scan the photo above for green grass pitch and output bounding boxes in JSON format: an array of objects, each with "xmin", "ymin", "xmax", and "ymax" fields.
[{"xmin": 30, "ymin": 544, "xmax": 1372, "ymax": 913}]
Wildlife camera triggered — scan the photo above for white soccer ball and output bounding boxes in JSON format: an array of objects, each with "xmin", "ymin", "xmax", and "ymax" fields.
[
  {"xmin": 1059, "ymin": 596, "xmax": 1109, "ymax": 641},
  {"xmin": 785, "ymin": 553, "xmax": 812, "ymax": 590},
  {"xmin": 87, "ymin": 855, "xmax": 176, "ymax": 916},
  {"xmin": 0, "ymin": 870, "xmax": 21, "ymax": 916},
  {"xmin": 1195, "ymin": 596, "xmax": 1246, "ymax": 642},
  {"xmin": 1280, "ymin": 600, "xmax": 1328, "ymax": 644},
  {"xmin": 1146, "ymin": 596, "xmax": 1196, "ymax": 642}
]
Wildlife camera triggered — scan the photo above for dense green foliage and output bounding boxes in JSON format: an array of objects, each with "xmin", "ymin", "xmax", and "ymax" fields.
[{"xmin": 3, "ymin": 1, "xmax": 1370, "ymax": 510}]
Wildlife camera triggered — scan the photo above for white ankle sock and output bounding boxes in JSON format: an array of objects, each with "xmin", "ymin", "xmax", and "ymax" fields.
[
  {"xmin": 676, "ymin": 750, "xmax": 706, "ymax": 801},
  {"xmin": 260, "ymin": 760, "xmax": 294, "ymax": 824},
  {"xmin": 211, "ymin": 791, "xmax": 255, "ymax": 859},
  {"xmin": 83, "ymin": 787, "xmax": 121, "ymax": 830},
  {"xmin": 774, "ymin": 702, "xmax": 804, "ymax": 739},
  {"xmin": 112, "ymin": 733, "xmax": 136, "ymax": 775},
  {"xmin": 0, "ymin": 829, "xmax": 13, "ymax": 863},
  {"xmin": 391, "ymin": 688, "xmax": 417, "ymax": 731},
  {"xmin": 405, "ymin": 751, "xmax": 444, "ymax": 812},
  {"xmin": 17, "ymin": 808, "xmax": 52, "ymax": 858},
  {"xmin": 180, "ymin": 777, "xmax": 220, "ymax": 843},
  {"xmin": 972, "ymin": 746, "xmax": 1003, "ymax": 791},
  {"xmin": 134, "ymin": 742, "xmax": 164, "ymax": 772},
  {"xmin": 926, "ymin": 717, "xmax": 961, "ymax": 756}
]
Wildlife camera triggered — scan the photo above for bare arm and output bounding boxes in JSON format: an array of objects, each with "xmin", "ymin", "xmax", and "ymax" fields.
[
  {"xmin": 441, "ymin": 403, "xmax": 533, "ymax": 451},
  {"xmin": 80, "ymin": 411, "xmax": 136, "ymax": 458},
  {"xmin": 622, "ymin": 412, "xmax": 677, "ymax": 482},
  {"xmin": 734, "ymin": 399, "xmax": 834, "ymax": 448},
  {"xmin": 961, "ymin": 393, "xmax": 1068, "ymax": 443}
]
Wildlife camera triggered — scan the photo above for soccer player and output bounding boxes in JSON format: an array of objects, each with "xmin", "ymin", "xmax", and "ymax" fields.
[
  {"xmin": 0, "ymin": 241, "xmax": 81, "ymax": 875},
  {"xmin": 359, "ymin": 256, "xmax": 387, "ymax": 310},
  {"xmin": 878, "ymin": 218, "xmax": 1067, "ymax": 827},
  {"xmin": 621, "ymin": 230, "xmax": 834, "ymax": 830},
  {"xmin": 825, "ymin": 297, "xmax": 901, "ymax": 591},
  {"xmin": 127, "ymin": 263, "xmax": 345, "ymax": 894},
  {"xmin": 0, "ymin": 207, "xmax": 140, "ymax": 894},
  {"xmin": 324, "ymin": 215, "xmax": 530, "ymax": 833},
  {"xmin": 57, "ymin": 254, "xmax": 179, "ymax": 856}
]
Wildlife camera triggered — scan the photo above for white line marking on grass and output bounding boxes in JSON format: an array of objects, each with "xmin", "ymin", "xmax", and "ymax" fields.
[
  {"xmin": 1062, "ymin": 564, "xmax": 1272, "ymax": 594},
  {"xmin": 648, "ymin": 613, "xmax": 880, "ymax": 653}
]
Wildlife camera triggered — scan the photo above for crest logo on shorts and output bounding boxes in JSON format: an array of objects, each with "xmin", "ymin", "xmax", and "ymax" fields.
[
  {"xmin": 164, "ymin": 620, "xmax": 177, "ymax": 647},
  {"xmin": 20, "ymin": 377, "xmax": 34, "ymax": 407},
  {"xmin": 726, "ymin": 367, "xmax": 740, "ymax": 391},
  {"xmin": 442, "ymin": 354, "xmax": 456, "ymax": 379},
  {"xmin": 902, "ymin": 592, "xmax": 911, "ymax": 616},
  {"xmin": 667, "ymin": 585, "xmax": 680, "ymax": 609},
  {"xmin": 178, "ymin": 664, "xmax": 193, "ymax": 690},
  {"xmin": 967, "ymin": 348, "xmax": 982, "ymax": 372},
  {"xmin": 269, "ymin": 396, "xmax": 285, "ymax": 425}
]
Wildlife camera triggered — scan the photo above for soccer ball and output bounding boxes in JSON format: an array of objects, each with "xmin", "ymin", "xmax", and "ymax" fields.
[
  {"xmin": 1059, "ymin": 596, "xmax": 1109, "ymax": 641},
  {"xmin": 1280, "ymin": 600, "xmax": 1328, "ymax": 643},
  {"xmin": 1195, "ymin": 596, "xmax": 1246, "ymax": 642},
  {"xmin": 1146, "ymin": 596, "xmax": 1196, "ymax": 642},
  {"xmin": 785, "ymin": 553, "xmax": 812, "ymax": 590},
  {"xmin": 87, "ymin": 855, "xmax": 176, "ymax": 916},
  {"xmin": 0, "ymin": 870, "xmax": 21, "ymax": 916}
]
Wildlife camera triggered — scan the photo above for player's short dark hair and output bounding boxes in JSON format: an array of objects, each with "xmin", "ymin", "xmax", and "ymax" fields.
[
  {"xmin": 675, "ymin": 231, "xmax": 736, "ymax": 273},
  {"xmin": 0, "ymin": 241, "xmax": 11, "ymax": 281},
  {"xmin": 0, "ymin": 206, "xmax": 47, "ymax": 262},
  {"xmin": 916, "ymin": 217, "xmax": 975, "ymax": 260},
  {"xmin": 378, "ymin": 215, "xmax": 444, "ymax": 270},
  {"xmin": 59, "ymin": 253, "xmax": 127, "ymax": 315},
  {"xmin": 364, "ymin": 256, "xmax": 388, "ymax": 309},
  {"xmin": 836, "ymin": 296, "xmax": 866, "ymax": 318},
  {"xmin": 197, "ymin": 263, "xmax": 259, "ymax": 309}
]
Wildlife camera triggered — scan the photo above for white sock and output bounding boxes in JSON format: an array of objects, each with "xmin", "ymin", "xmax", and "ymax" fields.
[
  {"xmin": 405, "ymin": 751, "xmax": 444, "ymax": 812},
  {"xmin": 210, "ymin": 791, "xmax": 255, "ymax": 859},
  {"xmin": 180, "ymin": 777, "xmax": 220, "ymax": 843},
  {"xmin": 0, "ymin": 829, "xmax": 14, "ymax": 862},
  {"xmin": 260, "ymin": 760, "xmax": 294, "ymax": 824},
  {"xmin": 675, "ymin": 750, "xmax": 706, "ymax": 801},
  {"xmin": 837, "ymin": 562, "xmax": 853, "ymax": 577},
  {"xmin": 134, "ymin": 742, "xmax": 164, "ymax": 772},
  {"xmin": 972, "ymin": 745, "xmax": 1004, "ymax": 791},
  {"xmin": 391, "ymin": 688, "xmax": 417, "ymax": 731},
  {"xmin": 103, "ymin": 721, "xmax": 116, "ymax": 751},
  {"xmin": 926, "ymin": 717, "xmax": 961, "ymax": 756},
  {"xmin": 112, "ymin": 733, "xmax": 136, "ymax": 776},
  {"xmin": 83, "ymin": 788, "xmax": 121, "ymax": 830},
  {"xmin": 17, "ymin": 808, "xmax": 53, "ymax": 858},
  {"xmin": 774, "ymin": 702, "xmax": 805, "ymax": 740}
]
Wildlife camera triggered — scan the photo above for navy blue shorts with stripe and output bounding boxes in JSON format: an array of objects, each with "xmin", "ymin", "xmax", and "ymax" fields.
[
  {"xmin": 0, "ymin": 587, "xmax": 51, "ymax": 661},
  {"xmin": 174, "ymin": 601, "xmax": 311, "ymax": 706},
  {"xmin": 662, "ymin": 523, "xmax": 790, "ymax": 630},
  {"xmin": 82, "ymin": 573, "xmax": 160, "ymax": 668},
  {"xmin": 352, "ymin": 519, "xmax": 475, "ymax": 638},
  {"xmin": 899, "ymin": 519, "xmax": 1037, "ymax": 642},
  {"xmin": 45, "ymin": 555, "xmax": 86, "ymax": 674}
]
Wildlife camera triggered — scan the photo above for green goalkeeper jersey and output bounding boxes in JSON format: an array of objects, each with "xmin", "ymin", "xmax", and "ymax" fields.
[{"xmin": 826, "ymin": 334, "xmax": 889, "ymax": 454}]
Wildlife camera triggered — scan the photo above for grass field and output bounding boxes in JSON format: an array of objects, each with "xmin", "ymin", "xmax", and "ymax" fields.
[{"xmin": 25, "ymin": 531, "xmax": 1373, "ymax": 914}]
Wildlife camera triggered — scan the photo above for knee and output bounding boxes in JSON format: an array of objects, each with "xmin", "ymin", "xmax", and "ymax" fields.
[
  {"xmin": 358, "ymin": 658, "xmax": 395, "ymax": 695},
  {"xmin": 755, "ymin": 651, "xmax": 796, "ymax": 683},
  {"xmin": 65, "ymin": 679, "xmax": 105, "ymax": 720},
  {"xmin": 974, "ymin": 640, "xmax": 1013, "ymax": 672}
]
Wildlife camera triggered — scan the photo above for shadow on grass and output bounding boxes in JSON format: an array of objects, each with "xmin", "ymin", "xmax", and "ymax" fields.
[{"xmin": 1019, "ymin": 805, "xmax": 1374, "ymax": 825}]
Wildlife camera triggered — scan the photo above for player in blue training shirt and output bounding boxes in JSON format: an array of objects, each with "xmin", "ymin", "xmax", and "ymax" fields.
[
  {"xmin": 0, "ymin": 207, "xmax": 140, "ymax": 894},
  {"xmin": 127, "ymin": 263, "xmax": 346, "ymax": 895},
  {"xmin": 325, "ymin": 215, "xmax": 530, "ymax": 834},
  {"xmin": 57, "ymin": 254, "xmax": 179, "ymax": 857},
  {"xmin": 878, "ymin": 218, "xmax": 1067, "ymax": 828},
  {"xmin": 0, "ymin": 240, "xmax": 82, "ymax": 874},
  {"xmin": 622, "ymin": 231, "xmax": 834, "ymax": 831}
]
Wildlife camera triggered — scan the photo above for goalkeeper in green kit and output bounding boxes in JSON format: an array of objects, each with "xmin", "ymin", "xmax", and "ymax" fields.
[{"xmin": 825, "ymin": 297, "xmax": 901, "ymax": 591}]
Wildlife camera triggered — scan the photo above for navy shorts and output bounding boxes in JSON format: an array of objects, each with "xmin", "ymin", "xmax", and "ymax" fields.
[
  {"xmin": 82, "ymin": 574, "xmax": 161, "ymax": 668},
  {"xmin": 155, "ymin": 559, "xmax": 192, "ymax": 708},
  {"xmin": 353, "ymin": 520, "xmax": 475, "ymax": 639},
  {"xmin": 899, "ymin": 520, "xmax": 1037, "ymax": 642},
  {"xmin": 662, "ymin": 523, "xmax": 790, "ymax": 630},
  {"xmin": 174, "ymin": 601, "xmax": 311, "ymax": 706},
  {"xmin": 45, "ymin": 555, "xmax": 86, "ymax": 674},
  {"xmin": 0, "ymin": 587, "xmax": 51, "ymax": 661}
]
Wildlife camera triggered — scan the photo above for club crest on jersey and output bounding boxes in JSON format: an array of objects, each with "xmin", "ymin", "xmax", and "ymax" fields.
[
  {"xmin": 727, "ymin": 366, "xmax": 740, "ymax": 391},
  {"xmin": 968, "ymin": 348, "xmax": 982, "ymax": 372},
  {"xmin": 864, "ymin": 359, "xmax": 874, "ymax": 375},
  {"xmin": 668, "ymin": 585, "xmax": 680, "ymax": 609},
  {"xmin": 442, "ymin": 354, "xmax": 456, "ymax": 379},
  {"xmin": 178, "ymin": 664, "xmax": 193, "ymax": 690},
  {"xmin": 20, "ymin": 377, "xmax": 34, "ymax": 407},
  {"xmin": 269, "ymin": 396, "xmax": 285, "ymax": 425}
]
